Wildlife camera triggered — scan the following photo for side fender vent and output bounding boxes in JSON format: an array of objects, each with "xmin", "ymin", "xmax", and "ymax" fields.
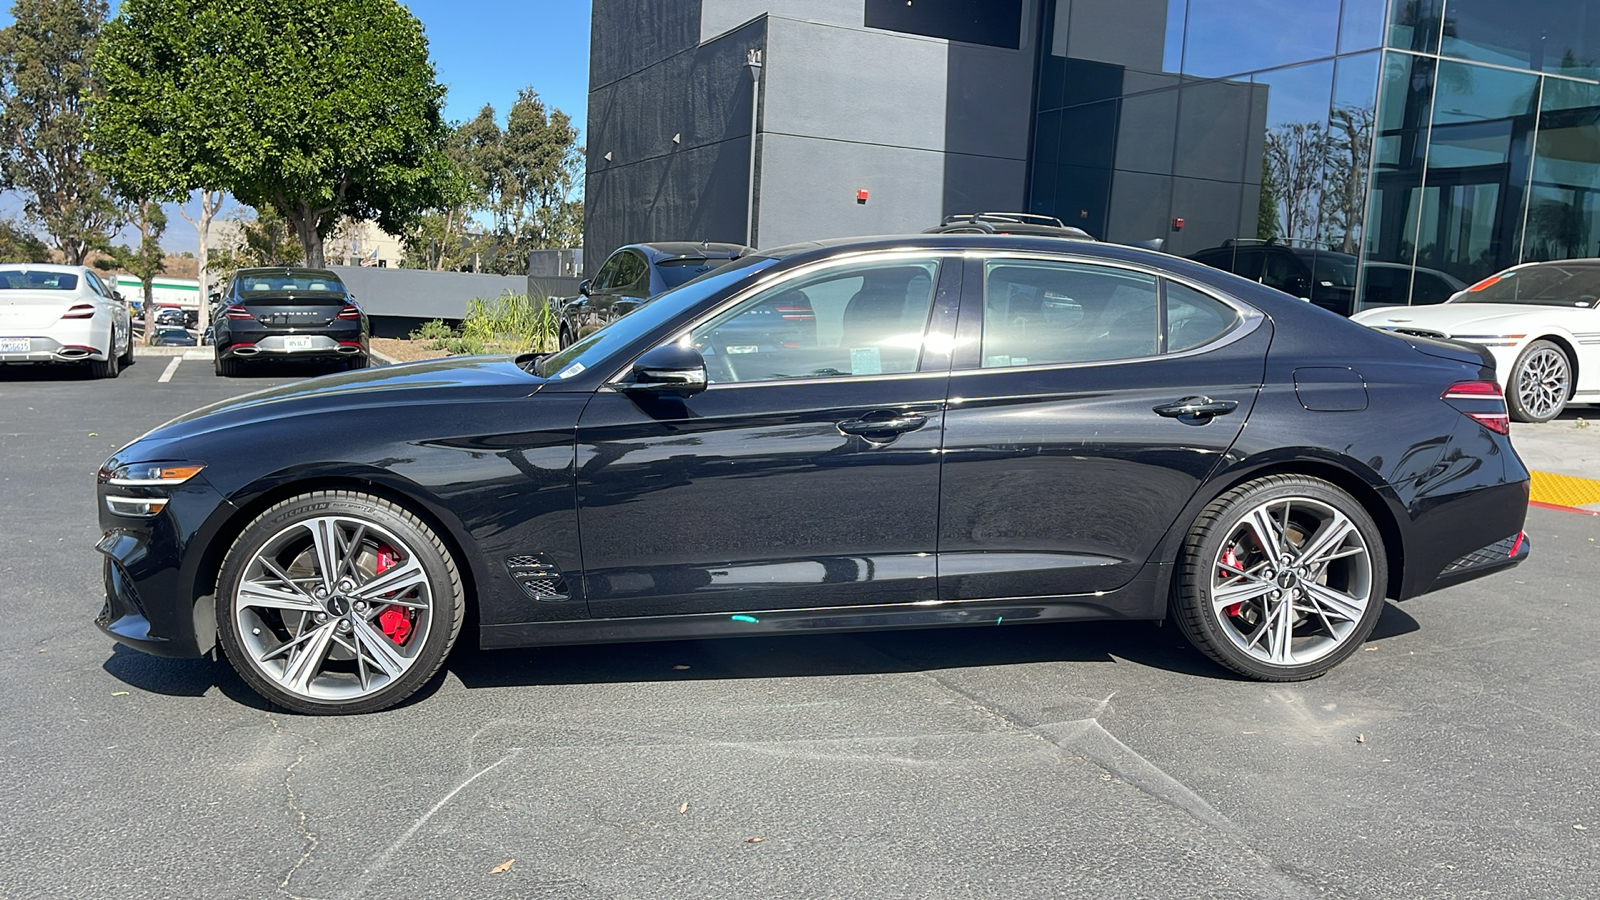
[{"xmin": 504, "ymin": 554, "xmax": 572, "ymax": 602}]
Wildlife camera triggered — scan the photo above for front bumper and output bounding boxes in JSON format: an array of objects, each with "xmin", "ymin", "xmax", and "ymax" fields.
[{"xmin": 93, "ymin": 472, "xmax": 232, "ymax": 659}]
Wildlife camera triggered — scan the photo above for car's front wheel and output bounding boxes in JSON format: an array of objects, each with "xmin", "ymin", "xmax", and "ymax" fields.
[
  {"xmin": 1507, "ymin": 339, "xmax": 1570, "ymax": 423},
  {"xmin": 216, "ymin": 490, "xmax": 464, "ymax": 714},
  {"xmin": 1172, "ymin": 475, "xmax": 1387, "ymax": 681}
]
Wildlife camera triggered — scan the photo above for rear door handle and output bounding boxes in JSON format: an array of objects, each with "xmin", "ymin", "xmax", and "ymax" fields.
[
  {"xmin": 838, "ymin": 412, "xmax": 928, "ymax": 440},
  {"xmin": 1153, "ymin": 396, "xmax": 1239, "ymax": 423}
]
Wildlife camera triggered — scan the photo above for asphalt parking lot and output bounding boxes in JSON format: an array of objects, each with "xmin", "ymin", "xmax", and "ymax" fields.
[{"xmin": 2, "ymin": 355, "xmax": 1597, "ymax": 900}]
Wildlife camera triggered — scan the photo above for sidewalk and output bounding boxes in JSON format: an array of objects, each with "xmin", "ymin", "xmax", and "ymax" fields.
[{"xmin": 1511, "ymin": 415, "xmax": 1600, "ymax": 512}]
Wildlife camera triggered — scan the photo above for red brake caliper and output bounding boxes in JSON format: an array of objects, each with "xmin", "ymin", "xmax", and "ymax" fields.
[
  {"xmin": 1220, "ymin": 546, "xmax": 1244, "ymax": 618},
  {"xmin": 373, "ymin": 546, "xmax": 413, "ymax": 645}
]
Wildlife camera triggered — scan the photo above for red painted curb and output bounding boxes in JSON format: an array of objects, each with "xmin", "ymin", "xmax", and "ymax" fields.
[{"xmin": 1529, "ymin": 500, "xmax": 1600, "ymax": 516}]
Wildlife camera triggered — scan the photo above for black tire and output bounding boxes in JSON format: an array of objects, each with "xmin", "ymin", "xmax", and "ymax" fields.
[
  {"xmin": 1172, "ymin": 475, "xmax": 1387, "ymax": 681},
  {"xmin": 1506, "ymin": 339, "xmax": 1570, "ymax": 423},
  {"xmin": 215, "ymin": 490, "xmax": 464, "ymax": 715},
  {"xmin": 345, "ymin": 354, "xmax": 369, "ymax": 371},
  {"xmin": 558, "ymin": 326, "xmax": 572, "ymax": 350},
  {"xmin": 118, "ymin": 332, "xmax": 135, "ymax": 368},
  {"xmin": 215, "ymin": 353, "xmax": 242, "ymax": 377},
  {"xmin": 87, "ymin": 347, "xmax": 119, "ymax": 379}
]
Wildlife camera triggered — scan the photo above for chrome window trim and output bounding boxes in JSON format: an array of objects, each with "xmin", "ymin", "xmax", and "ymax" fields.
[
  {"xmin": 601, "ymin": 248, "xmax": 954, "ymax": 388},
  {"xmin": 956, "ymin": 249, "xmax": 1266, "ymax": 373}
]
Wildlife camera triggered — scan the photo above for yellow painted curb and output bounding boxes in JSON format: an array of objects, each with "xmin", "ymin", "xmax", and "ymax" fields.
[{"xmin": 1529, "ymin": 471, "xmax": 1600, "ymax": 509}]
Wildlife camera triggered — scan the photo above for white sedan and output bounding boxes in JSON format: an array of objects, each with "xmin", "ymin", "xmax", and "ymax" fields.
[
  {"xmin": 1351, "ymin": 259, "xmax": 1600, "ymax": 422},
  {"xmin": 0, "ymin": 264, "xmax": 134, "ymax": 378}
]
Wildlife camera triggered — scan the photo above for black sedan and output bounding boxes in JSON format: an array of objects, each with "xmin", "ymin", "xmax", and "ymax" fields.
[
  {"xmin": 557, "ymin": 241, "xmax": 750, "ymax": 348},
  {"xmin": 211, "ymin": 267, "xmax": 368, "ymax": 376},
  {"xmin": 150, "ymin": 326, "xmax": 196, "ymax": 347},
  {"xmin": 95, "ymin": 235, "xmax": 1531, "ymax": 714}
]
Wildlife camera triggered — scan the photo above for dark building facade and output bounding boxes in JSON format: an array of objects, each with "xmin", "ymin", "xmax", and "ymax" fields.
[{"xmin": 587, "ymin": 0, "xmax": 1600, "ymax": 311}]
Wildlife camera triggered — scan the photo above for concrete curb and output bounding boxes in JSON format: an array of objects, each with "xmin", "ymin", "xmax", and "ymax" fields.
[{"xmin": 369, "ymin": 348, "xmax": 399, "ymax": 366}]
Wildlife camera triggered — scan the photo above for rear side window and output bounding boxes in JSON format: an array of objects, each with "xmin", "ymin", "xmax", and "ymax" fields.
[
  {"xmin": 980, "ymin": 260, "xmax": 1239, "ymax": 366},
  {"xmin": 980, "ymin": 261, "xmax": 1159, "ymax": 366}
]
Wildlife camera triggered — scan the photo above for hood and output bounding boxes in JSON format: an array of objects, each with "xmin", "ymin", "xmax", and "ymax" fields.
[
  {"xmin": 137, "ymin": 355, "xmax": 547, "ymax": 447},
  {"xmin": 1351, "ymin": 302, "xmax": 1577, "ymax": 335}
]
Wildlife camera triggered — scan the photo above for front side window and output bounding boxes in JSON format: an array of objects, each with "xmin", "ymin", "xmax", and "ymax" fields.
[
  {"xmin": 613, "ymin": 251, "xmax": 647, "ymax": 292},
  {"xmin": 689, "ymin": 259, "xmax": 941, "ymax": 385},
  {"xmin": 590, "ymin": 254, "xmax": 624, "ymax": 292}
]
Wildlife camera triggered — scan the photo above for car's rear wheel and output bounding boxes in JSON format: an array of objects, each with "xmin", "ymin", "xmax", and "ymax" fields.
[
  {"xmin": 87, "ymin": 347, "xmax": 119, "ymax": 379},
  {"xmin": 1507, "ymin": 339, "xmax": 1570, "ymax": 423},
  {"xmin": 215, "ymin": 353, "xmax": 242, "ymax": 377},
  {"xmin": 118, "ymin": 331, "xmax": 135, "ymax": 368},
  {"xmin": 1172, "ymin": 475, "xmax": 1386, "ymax": 681},
  {"xmin": 216, "ymin": 491, "xmax": 464, "ymax": 715},
  {"xmin": 345, "ymin": 354, "xmax": 369, "ymax": 371}
]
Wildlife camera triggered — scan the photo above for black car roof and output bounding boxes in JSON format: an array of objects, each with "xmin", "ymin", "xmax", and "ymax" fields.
[
  {"xmin": 628, "ymin": 241, "xmax": 751, "ymax": 262},
  {"xmin": 233, "ymin": 267, "xmax": 346, "ymax": 281}
]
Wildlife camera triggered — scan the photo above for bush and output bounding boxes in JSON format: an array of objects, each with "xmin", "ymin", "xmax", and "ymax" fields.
[
  {"xmin": 459, "ymin": 291, "xmax": 558, "ymax": 353},
  {"xmin": 409, "ymin": 318, "xmax": 455, "ymax": 343}
]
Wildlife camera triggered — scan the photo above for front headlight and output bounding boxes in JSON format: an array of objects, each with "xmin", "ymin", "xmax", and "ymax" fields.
[
  {"xmin": 99, "ymin": 461, "xmax": 205, "ymax": 517},
  {"xmin": 99, "ymin": 462, "xmax": 206, "ymax": 487}
]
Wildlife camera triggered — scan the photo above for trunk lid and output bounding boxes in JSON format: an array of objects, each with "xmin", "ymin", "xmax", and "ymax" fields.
[
  {"xmin": 0, "ymin": 290, "xmax": 85, "ymax": 330},
  {"xmin": 232, "ymin": 290, "xmax": 351, "ymax": 329}
]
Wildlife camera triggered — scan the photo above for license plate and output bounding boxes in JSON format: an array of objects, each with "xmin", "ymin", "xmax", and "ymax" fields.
[
  {"xmin": 0, "ymin": 337, "xmax": 28, "ymax": 353},
  {"xmin": 284, "ymin": 336, "xmax": 313, "ymax": 350}
]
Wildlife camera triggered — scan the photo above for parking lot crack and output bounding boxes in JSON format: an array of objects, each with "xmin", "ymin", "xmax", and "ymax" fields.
[{"xmin": 270, "ymin": 715, "xmax": 325, "ymax": 900}]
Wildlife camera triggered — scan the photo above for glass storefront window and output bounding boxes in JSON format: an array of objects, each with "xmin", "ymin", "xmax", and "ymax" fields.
[
  {"xmin": 1388, "ymin": 0, "xmax": 1445, "ymax": 54},
  {"xmin": 1440, "ymin": 0, "xmax": 1600, "ymax": 80},
  {"xmin": 1339, "ymin": 0, "xmax": 1388, "ymax": 54},
  {"xmin": 1524, "ymin": 78, "xmax": 1600, "ymax": 262},
  {"xmin": 1322, "ymin": 53, "xmax": 1382, "ymax": 255}
]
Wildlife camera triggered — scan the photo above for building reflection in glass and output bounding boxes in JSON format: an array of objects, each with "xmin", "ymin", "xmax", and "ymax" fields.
[{"xmin": 1031, "ymin": 0, "xmax": 1600, "ymax": 311}]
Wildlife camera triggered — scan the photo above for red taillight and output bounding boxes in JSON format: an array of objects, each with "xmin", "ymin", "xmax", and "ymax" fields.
[
  {"xmin": 1442, "ymin": 380, "xmax": 1510, "ymax": 435},
  {"xmin": 61, "ymin": 304, "xmax": 96, "ymax": 320},
  {"xmin": 1509, "ymin": 532, "xmax": 1525, "ymax": 557},
  {"xmin": 337, "ymin": 305, "xmax": 361, "ymax": 320},
  {"xmin": 226, "ymin": 307, "xmax": 254, "ymax": 321},
  {"xmin": 774, "ymin": 304, "xmax": 814, "ymax": 321}
]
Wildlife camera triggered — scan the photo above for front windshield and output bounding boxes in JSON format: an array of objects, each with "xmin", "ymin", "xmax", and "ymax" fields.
[
  {"xmin": 1454, "ymin": 264, "xmax": 1600, "ymax": 307},
  {"xmin": 537, "ymin": 255, "xmax": 778, "ymax": 378}
]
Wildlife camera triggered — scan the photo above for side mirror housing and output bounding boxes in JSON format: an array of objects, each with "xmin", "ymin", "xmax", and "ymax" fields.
[
  {"xmin": 612, "ymin": 344, "xmax": 708, "ymax": 397},
  {"xmin": 578, "ymin": 280, "xmax": 592, "ymax": 297},
  {"xmin": 113, "ymin": 290, "xmax": 125, "ymax": 302}
]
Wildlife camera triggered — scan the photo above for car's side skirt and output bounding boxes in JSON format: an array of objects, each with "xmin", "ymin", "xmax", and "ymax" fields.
[{"xmin": 478, "ymin": 564, "xmax": 1169, "ymax": 649}]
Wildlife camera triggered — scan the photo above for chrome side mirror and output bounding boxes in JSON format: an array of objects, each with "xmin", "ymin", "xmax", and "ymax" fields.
[{"xmin": 612, "ymin": 344, "xmax": 707, "ymax": 397}]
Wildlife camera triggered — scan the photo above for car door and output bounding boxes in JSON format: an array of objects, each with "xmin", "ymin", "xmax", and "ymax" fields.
[
  {"xmin": 937, "ymin": 254, "xmax": 1269, "ymax": 605},
  {"xmin": 575, "ymin": 254, "xmax": 961, "ymax": 618}
]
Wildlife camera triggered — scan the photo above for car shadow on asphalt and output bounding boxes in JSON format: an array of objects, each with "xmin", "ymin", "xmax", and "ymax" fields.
[
  {"xmin": 98, "ymin": 603, "xmax": 1421, "ymax": 708},
  {"xmin": 448, "ymin": 601, "xmax": 1422, "ymax": 690},
  {"xmin": 0, "ymin": 364, "xmax": 115, "ymax": 380}
]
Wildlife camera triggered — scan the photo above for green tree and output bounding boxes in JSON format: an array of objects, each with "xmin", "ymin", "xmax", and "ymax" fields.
[
  {"xmin": 95, "ymin": 198, "xmax": 166, "ymax": 342},
  {"xmin": 0, "ymin": 219, "xmax": 51, "ymax": 262},
  {"xmin": 88, "ymin": 0, "xmax": 455, "ymax": 268},
  {"xmin": 0, "ymin": 0, "xmax": 123, "ymax": 264}
]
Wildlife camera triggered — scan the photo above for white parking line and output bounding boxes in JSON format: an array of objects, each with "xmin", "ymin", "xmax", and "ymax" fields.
[{"xmin": 158, "ymin": 357, "xmax": 181, "ymax": 383}]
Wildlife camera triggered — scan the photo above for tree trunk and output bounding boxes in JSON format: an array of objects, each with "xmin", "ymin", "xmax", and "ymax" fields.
[
  {"xmin": 181, "ymin": 190, "xmax": 223, "ymax": 335},
  {"xmin": 284, "ymin": 202, "xmax": 326, "ymax": 268}
]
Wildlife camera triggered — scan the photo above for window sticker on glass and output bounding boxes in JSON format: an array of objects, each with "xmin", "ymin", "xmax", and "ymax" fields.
[
  {"xmin": 850, "ymin": 346, "xmax": 883, "ymax": 375},
  {"xmin": 726, "ymin": 345, "xmax": 758, "ymax": 354},
  {"xmin": 557, "ymin": 362, "xmax": 586, "ymax": 378}
]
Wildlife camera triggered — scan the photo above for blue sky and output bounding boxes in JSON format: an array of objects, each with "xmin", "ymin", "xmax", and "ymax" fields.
[{"xmin": 0, "ymin": 0, "xmax": 594, "ymax": 251}]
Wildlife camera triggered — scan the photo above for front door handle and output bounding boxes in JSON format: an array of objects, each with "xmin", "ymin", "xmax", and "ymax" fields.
[
  {"xmin": 838, "ymin": 412, "xmax": 928, "ymax": 441},
  {"xmin": 1153, "ymin": 396, "xmax": 1239, "ymax": 423}
]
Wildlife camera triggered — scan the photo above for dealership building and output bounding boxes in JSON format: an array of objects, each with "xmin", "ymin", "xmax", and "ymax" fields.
[{"xmin": 584, "ymin": 0, "xmax": 1600, "ymax": 311}]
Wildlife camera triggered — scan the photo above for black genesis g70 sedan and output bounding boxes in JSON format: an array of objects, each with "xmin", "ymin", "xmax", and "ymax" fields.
[{"xmin": 94, "ymin": 234, "xmax": 1531, "ymax": 714}]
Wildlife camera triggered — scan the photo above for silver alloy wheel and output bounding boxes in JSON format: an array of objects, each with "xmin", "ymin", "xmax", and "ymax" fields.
[
  {"xmin": 1208, "ymin": 496, "xmax": 1373, "ymax": 667},
  {"xmin": 1516, "ymin": 345, "xmax": 1569, "ymax": 420},
  {"xmin": 233, "ymin": 515, "xmax": 434, "ymax": 702}
]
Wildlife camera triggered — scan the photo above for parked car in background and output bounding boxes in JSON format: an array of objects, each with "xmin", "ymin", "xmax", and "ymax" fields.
[
  {"xmin": 152, "ymin": 326, "xmax": 197, "ymax": 347},
  {"xmin": 925, "ymin": 212, "xmax": 1095, "ymax": 241},
  {"xmin": 1359, "ymin": 262, "xmax": 1467, "ymax": 308},
  {"xmin": 1189, "ymin": 241, "xmax": 1359, "ymax": 315},
  {"xmin": 1352, "ymin": 258, "xmax": 1600, "ymax": 421},
  {"xmin": 211, "ymin": 267, "xmax": 368, "ymax": 376},
  {"xmin": 557, "ymin": 241, "xmax": 751, "ymax": 348},
  {"xmin": 0, "ymin": 264, "xmax": 133, "ymax": 378},
  {"xmin": 96, "ymin": 233, "xmax": 1530, "ymax": 714},
  {"xmin": 154, "ymin": 306, "xmax": 189, "ymax": 328}
]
